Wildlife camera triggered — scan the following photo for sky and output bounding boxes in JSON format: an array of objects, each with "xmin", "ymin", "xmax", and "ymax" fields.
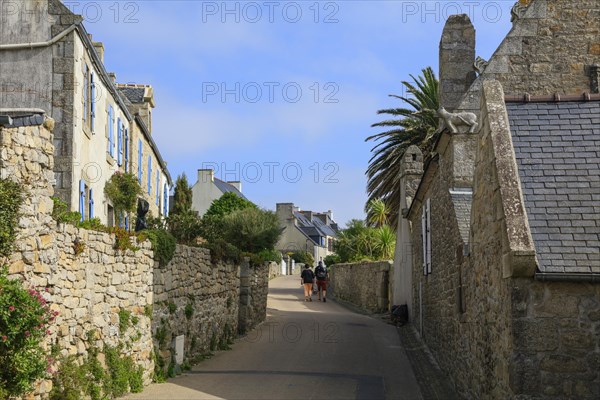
[{"xmin": 70, "ymin": 0, "xmax": 514, "ymax": 226}]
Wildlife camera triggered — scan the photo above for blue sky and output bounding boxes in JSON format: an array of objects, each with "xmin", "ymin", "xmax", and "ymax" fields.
[{"xmin": 76, "ymin": 0, "xmax": 514, "ymax": 225}]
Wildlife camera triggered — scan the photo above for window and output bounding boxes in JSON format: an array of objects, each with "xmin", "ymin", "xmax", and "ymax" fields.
[
  {"xmin": 83, "ymin": 65, "xmax": 89, "ymax": 124},
  {"xmin": 422, "ymin": 198, "xmax": 431, "ymax": 275},
  {"xmin": 137, "ymin": 139, "xmax": 143, "ymax": 183},
  {"xmin": 147, "ymin": 156, "xmax": 152, "ymax": 195},
  {"xmin": 117, "ymin": 118, "xmax": 123, "ymax": 166},
  {"xmin": 107, "ymin": 105, "xmax": 114, "ymax": 157}
]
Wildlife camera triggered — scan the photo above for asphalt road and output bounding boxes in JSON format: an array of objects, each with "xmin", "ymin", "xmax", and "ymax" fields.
[{"xmin": 126, "ymin": 275, "xmax": 423, "ymax": 400}]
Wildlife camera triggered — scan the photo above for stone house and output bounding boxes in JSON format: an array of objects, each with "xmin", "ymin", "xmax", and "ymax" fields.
[
  {"xmin": 0, "ymin": 0, "xmax": 171, "ymax": 226},
  {"xmin": 275, "ymin": 203, "xmax": 338, "ymax": 263},
  {"xmin": 394, "ymin": 1, "xmax": 599, "ymax": 398},
  {"xmin": 191, "ymin": 168, "xmax": 247, "ymax": 216}
]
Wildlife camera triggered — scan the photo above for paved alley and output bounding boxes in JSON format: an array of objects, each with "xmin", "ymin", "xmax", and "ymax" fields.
[{"xmin": 126, "ymin": 275, "xmax": 423, "ymax": 400}]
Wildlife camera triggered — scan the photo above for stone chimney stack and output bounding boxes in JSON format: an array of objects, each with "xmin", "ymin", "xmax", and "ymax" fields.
[
  {"xmin": 92, "ymin": 42, "xmax": 104, "ymax": 63},
  {"xmin": 439, "ymin": 14, "xmax": 476, "ymax": 111},
  {"xmin": 198, "ymin": 169, "xmax": 214, "ymax": 184}
]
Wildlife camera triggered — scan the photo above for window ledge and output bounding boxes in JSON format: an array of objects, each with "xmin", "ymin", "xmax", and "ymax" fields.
[{"xmin": 106, "ymin": 153, "xmax": 115, "ymax": 166}]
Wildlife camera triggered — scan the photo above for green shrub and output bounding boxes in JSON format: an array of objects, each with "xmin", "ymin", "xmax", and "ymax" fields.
[
  {"xmin": 51, "ymin": 196, "xmax": 82, "ymax": 225},
  {"xmin": 323, "ymin": 254, "xmax": 340, "ymax": 266},
  {"xmin": 256, "ymin": 249, "xmax": 282, "ymax": 264},
  {"xmin": 104, "ymin": 172, "xmax": 142, "ymax": 216},
  {"xmin": 220, "ymin": 208, "xmax": 281, "ymax": 253},
  {"xmin": 0, "ymin": 267, "xmax": 54, "ymax": 397},
  {"xmin": 168, "ymin": 302, "xmax": 177, "ymax": 314},
  {"xmin": 77, "ymin": 217, "xmax": 104, "ymax": 231},
  {"xmin": 205, "ymin": 239, "xmax": 241, "ymax": 264},
  {"xmin": 0, "ymin": 179, "xmax": 23, "ymax": 258},
  {"xmin": 167, "ymin": 209, "xmax": 202, "ymax": 245},
  {"xmin": 110, "ymin": 227, "xmax": 138, "ymax": 252},
  {"xmin": 184, "ymin": 303, "xmax": 194, "ymax": 320},
  {"xmin": 118, "ymin": 309, "xmax": 131, "ymax": 334},
  {"xmin": 204, "ymin": 192, "xmax": 256, "ymax": 218},
  {"xmin": 144, "ymin": 228, "xmax": 177, "ymax": 267},
  {"xmin": 291, "ymin": 251, "xmax": 314, "ymax": 267}
]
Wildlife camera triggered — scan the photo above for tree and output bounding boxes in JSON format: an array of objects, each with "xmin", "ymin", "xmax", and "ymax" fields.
[
  {"xmin": 365, "ymin": 67, "xmax": 439, "ymax": 229},
  {"xmin": 171, "ymin": 173, "xmax": 193, "ymax": 215},
  {"xmin": 366, "ymin": 198, "xmax": 389, "ymax": 228},
  {"xmin": 204, "ymin": 192, "xmax": 256, "ymax": 218},
  {"xmin": 333, "ymin": 219, "xmax": 396, "ymax": 263},
  {"xmin": 220, "ymin": 208, "xmax": 282, "ymax": 253},
  {"xmin": 103, "ymin": 172, "xmax": 142, "ymax": 217}
]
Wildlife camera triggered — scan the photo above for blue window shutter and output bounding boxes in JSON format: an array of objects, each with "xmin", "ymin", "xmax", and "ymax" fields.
[
  {"xmin": 147, "ymin": 156, "xmax": 152, "ymax": 194},
  {"xmin": 138, "ymin": 139, "xmax": 142, "ymax": 183},
  {"xmin": 89, "ymin": 188, "xmax": 94, "ymax": 219},
  {"xmin": 79, "ymin": 180, "xmax": 85, "ymax": 222},
  {"xmin": 124, "ymin": 128, "xmax": 129, "ymax": 173},
  {"xmin": 83, "ymin": 66, "xmax": 88, "ymax": 124},
  {"xmin": 156, "ymin": 171, "xmax": 160, "ymax": 205},
  {"xmin": 125, "ymin": 215, "xmax": 129, "ymax": 231},
  {"xmin": 163, "ymin": 183, "xmax": 168, "ymax": 216},
  {"xmin": 117, "ymin": 118, "xmax": 122, "ymax": 165},
  {"xmin": 90, "ymin": 72, "xmax": 96, "ymax": 132},
  {"xmin": 108, "ymin": 106, "xmax": 114, "ymax": 156}
]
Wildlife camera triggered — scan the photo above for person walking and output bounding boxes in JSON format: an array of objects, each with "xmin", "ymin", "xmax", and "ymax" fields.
[
  {"xmin": 300, "ymin": 264, "xmax": 315, "ymax": 302},
  {"xmin": 314, "ymin": 260, "xmax": 329, "ymax": 302}
]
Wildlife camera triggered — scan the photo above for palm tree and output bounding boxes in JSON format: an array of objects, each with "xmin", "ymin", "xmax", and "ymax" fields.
[
  {"xmin": 366, "ymin": 198, "xmax": 389, "ymax": 228},
  {"xmin": 365, "ymin": 67, "xmax": 439, "ymax": 230}
]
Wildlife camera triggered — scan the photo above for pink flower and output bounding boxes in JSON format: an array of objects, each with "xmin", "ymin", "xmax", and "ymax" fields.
[
  {"xmin": 25, "ymin": 331, "xmax": 31, "ymax": 337},
  {"xmin": 45, "ymin": 288, "xmax": 50, "ymax": 292},
  {"xmin": 1, "ymin": 336, "xmax": 7, "ymax": 341},
  {"xmin": 46, "ymin": 330, "xmax": 51, "ymax": 335},
  {"xmin": 8, "ymin": 306, "xmax": 14, "ymax": 312}
]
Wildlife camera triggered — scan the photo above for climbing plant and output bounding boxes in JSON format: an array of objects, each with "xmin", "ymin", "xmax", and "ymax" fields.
[{"xmin": 0, "ymin": 178, "xmax": 24, "ymax": 258}]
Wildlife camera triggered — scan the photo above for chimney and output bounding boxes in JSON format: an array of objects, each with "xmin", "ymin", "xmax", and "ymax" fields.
[
  {"xmin": 400, "ymin": 146, "xmax": 424, "ymax": 212},
  {"xmin": 301, "ymin": 210, "xmax": 313, "ymax": 222},
  {"xmin": 198, "ymin": 169, "xmax": 214, "ymax": 184},
  {"xmin": 92, "ymin": 42, "xmax": 104, "ymax": 63},
  {"xmin": 228, "ymin": 181, "xmax": 242, "ymax": 192},
  {"xmin": 108, "ymin": 72, "xmax": 117, "ymax": 85},
  {"xmin": 439, "ymin": 14, "xmax": 476, "ymax": 111},
  {"xmin": 276, "ymin": 203, "xmax": 295, "ymax": 223}
]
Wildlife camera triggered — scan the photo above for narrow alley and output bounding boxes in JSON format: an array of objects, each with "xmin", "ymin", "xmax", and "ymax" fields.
[{"xmin": 126, "ymin": 275, "xmax": 423, "ymax": 400}]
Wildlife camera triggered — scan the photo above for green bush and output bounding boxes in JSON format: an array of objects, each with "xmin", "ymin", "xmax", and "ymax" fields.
[
  {"xmin": 291, "ymin": 251, "xmax": 314, "ymax": 267},
  {"xmin": 167, "ymin": 209, "xmax": 202, "ymax": 245},
  {"xmin": 0, "ymin": 179, "xmax": 23, "ymax": 258},
  {"xmin": 205, "ymin": 239, "xmax": 241, "ymax": 264},
  {"xmin": 204, "ymin": 192, "xmax": 256, "ymax": 218},
  {"xmin": 104, "ymin": 172, "xmax": 142, "ymax": 216},
  {"xmin": 220, "ymin": 208, "xmax": 281, "ymax": 253},
  {"xmin": 51, "ymin": 196, "xmax": 82, "ymax": 225},
  {"xmin": 0, "ymin": 267, "xmax": 55, "ymax": 397},
  {"xmin": 323, "ymin": 254, "xmax": 341, "ymax": 266},
  {"xmin": 77, "ymin": 217, "xmax": 104, "ymax": 231},
  {"xmin": 144, "ymin": 228, "xmax": 177, "ymax": 267}
]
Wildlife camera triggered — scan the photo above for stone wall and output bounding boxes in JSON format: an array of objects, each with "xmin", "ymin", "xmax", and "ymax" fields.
[
  {"xmin": 152, "ymin": 246, "xmax": 240, "ymax": 368},
  {"xmin": 330, "ymin": 261, "xmax": 391, "ymax": 313},
  {"xmin": 268, "ymin": 260, "xmax": 281, "ymax": 280},
  {"xmin": 1, "ymin": 117, "xmax": 273, "ymax": 398},
  {"xmin": 238, "ymin": 261, "xmax": 270, "ymax": 334}
]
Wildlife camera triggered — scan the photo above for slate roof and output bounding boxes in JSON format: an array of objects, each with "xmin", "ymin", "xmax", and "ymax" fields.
[
  {"xmin": 117, "ymin": 87, "xmax": 146, "ymax": 104},
  {"xmin": 293, "ymin": 211, "xmax": 338, "ymax": 243},
  {"xmin": 506, "ymin": 101, "xmax": 600, "ymax": 274},
  {"xmin": 213, "ymin": 178, "xmax": 247, "ymax": 200},
  {"xmin": 450, "ymin": 190, "xmax": 472, "ymax": 246}
]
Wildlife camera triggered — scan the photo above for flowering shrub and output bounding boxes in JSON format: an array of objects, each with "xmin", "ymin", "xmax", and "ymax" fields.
[{"xmin": 0, "ymin": 267, "xmax": 55, "ymax": 397}]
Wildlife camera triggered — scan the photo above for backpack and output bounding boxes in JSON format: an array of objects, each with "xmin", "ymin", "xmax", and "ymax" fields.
[{"xmin": 315, "ymin": 266, "xmax": 327, "ymax": 279}]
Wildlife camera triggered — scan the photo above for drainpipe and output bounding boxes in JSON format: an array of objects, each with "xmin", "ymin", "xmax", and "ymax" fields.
[
  {"xmin": 535, "ymin": 272, "xmax": 600, "ymax": 283},
  {"xmin": 0, "ymin": 23, "xmax": 80, "ymax": 51}
]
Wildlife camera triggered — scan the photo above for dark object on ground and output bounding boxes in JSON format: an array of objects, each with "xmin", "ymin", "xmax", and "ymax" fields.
[
  {"xmin": 135, "ymin": 199, "xmax": 149, "ymax": 232},
  {"xmin": 391, "ymin": 304, "xmax": 409, "ymax": 326}
]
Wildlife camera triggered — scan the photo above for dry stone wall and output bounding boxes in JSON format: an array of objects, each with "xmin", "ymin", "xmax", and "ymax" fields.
[
  {"xmin": 1, "ymin": 118, "xmax": 272, "ymax": 398},
  {"xmin": 330, "ymin": 261, "xmax": 391, "ymax": 313},
  {"xmin": 152, "ymin": 246, "xmax": 240, "ymax": 368}
]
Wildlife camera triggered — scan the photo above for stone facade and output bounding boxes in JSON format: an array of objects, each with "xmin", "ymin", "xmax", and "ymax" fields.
[
  {"xmin": 0, "ymin": 0, "xmax": 171, "ymax": 225},
  {"xmin": 238, "ymin": 261, "xmax": 270, "ymax": 334},
  {"xmin": 329, "ymin": 261, "xmax": 392, "ymax": 313},
  {"xmin": 394, "ymin": 2, "xmax": 600, "ymax": 398}
]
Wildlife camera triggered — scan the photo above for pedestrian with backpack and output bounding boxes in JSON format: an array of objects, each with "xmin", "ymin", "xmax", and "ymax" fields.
[
  {"xmin": 300, "ymin": 264, "xmax": 315, "ymax": 302},
  {"xmin": 314, "ymin": 260, "xmax": 329, "ymax": 302}
]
